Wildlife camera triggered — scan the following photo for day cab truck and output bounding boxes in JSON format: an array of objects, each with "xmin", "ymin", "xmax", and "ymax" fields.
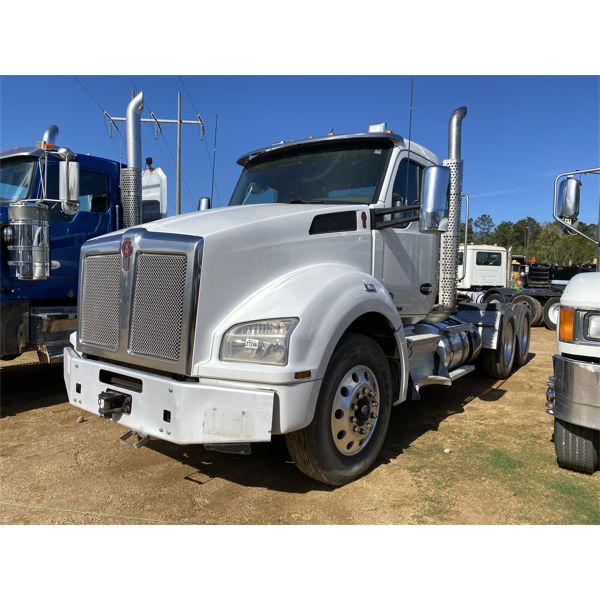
[
  {"xmin": 0, "ymin": 92, "xmax": 165, "ymax": 363},
  {"xmin": 546, "ymin": 168, "xmax": 600, "ymax": 474},
  {"xmin": 64, "ymin": 106, "xmax": 531, "ymax": 486},
  {"xmin": 457, "ymin": 242, "xmax": 571, "ymax": 330}
]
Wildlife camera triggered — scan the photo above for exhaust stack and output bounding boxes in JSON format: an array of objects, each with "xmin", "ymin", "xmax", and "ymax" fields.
[
  {"xmin": 41, "ymin": 125, "xmax": 59, "ymax": 146},
  {"xmin": 439, "ymin": 106, "xmax": 467, "ymax": 314},
  {"xmin": 121, "ymin": 92, "xmax": 144, "ymax": 228}
]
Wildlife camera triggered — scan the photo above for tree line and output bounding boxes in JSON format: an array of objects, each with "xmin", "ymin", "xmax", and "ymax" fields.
[{"xmin": 460, "ymin": 215, "xmax": 598, "ymax": 265}]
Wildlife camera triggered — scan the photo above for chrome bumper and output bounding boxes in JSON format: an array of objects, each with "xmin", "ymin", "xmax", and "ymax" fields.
[{"xmin": 546, "ymin": 354, "xmax": 600, "ymax": 431}]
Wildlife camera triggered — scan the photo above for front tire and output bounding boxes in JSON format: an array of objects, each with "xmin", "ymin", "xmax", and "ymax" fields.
[
  {"xmin": 543, "ymin": 297, "xmax": 561, "ymax": 330},
  {"xmin": 286, "ymin": 333, "xmax": 393, "ymax": 486},
  {"xmin": 554, "ymin": 418, "xmax": 599, "ymax": 474}
]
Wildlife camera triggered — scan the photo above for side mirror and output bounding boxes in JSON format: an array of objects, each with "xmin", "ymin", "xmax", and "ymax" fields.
[
  {"xmin": 558, "ymin": 176, "xmax": 581, "ymax": 220},
  {"xmin": 419, "ymin": 166, "xmax": 450, "ymax": 233},
  {"xmin": 198, "ymin": 196, "xmax": 212, "ymax": 211},
  {"xmin": 59, "ymin": 159, "xmax": 79, "ymax": 215}
]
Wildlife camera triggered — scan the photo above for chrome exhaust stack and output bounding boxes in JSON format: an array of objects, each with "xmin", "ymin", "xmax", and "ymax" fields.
[
  {"xmin": 41, "ymin": 124, "xmax": 59, "ymax": 147},
  {"xmin": 439, "ymin": 106, "xmax": 467, "ymax": 314},
  {"xmin": 121, "ymin": 92, "xmax": 144, "ymax": 228}
]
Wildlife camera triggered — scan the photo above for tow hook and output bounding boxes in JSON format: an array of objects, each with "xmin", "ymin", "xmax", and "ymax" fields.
[{"xmin": 98, "ymin": 389, "xmax": 132, "ymax": 418}]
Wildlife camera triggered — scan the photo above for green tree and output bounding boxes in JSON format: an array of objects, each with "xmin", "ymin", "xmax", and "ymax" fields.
[{"xmin": 471, "ymin": 214, "xmax": 496, "ymax": 244}]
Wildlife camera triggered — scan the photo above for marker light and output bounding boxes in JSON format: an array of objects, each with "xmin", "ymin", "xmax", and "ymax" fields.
[{"xmin": 559, "ymin": 307, "xmax": 575, "ymax": 342}]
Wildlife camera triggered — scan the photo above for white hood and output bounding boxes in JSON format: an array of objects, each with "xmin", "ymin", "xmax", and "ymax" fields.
[{"xmin": 561, "ymin": 272, "xmax": 600, "ymax": 310}]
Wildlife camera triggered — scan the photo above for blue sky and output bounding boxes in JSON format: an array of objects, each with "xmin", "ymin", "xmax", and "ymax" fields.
[{"xmin": 1, "ymin": 76, "xmax": 598, "ymax": 224}]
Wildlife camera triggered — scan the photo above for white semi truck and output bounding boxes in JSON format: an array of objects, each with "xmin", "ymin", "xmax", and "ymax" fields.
[
  {"xmin": 64, "ymin": 102, "xmax": 531, "ymax": 485},
  {"xmin": 546, "ymin": 168, "xmax": 600, "ymax": 474}
]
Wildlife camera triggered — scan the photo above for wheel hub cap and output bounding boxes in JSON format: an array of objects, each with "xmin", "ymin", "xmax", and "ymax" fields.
[{"xmin": 331, "ymin": 365, "xmax": 380, "ymax": 456}]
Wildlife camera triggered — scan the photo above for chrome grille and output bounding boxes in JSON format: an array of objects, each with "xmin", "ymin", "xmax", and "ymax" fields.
[
  {"xmin": 129, "ymin": 253, "xmax": 188, "ymax": 361},
  {"xmin": 79, "ymin": 254, "xmax": 121, "ymax": 349}
]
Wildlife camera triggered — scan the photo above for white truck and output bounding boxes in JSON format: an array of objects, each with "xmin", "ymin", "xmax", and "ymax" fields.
[
  {"xmin": 546, "ymin": 168, "xmax": 600, "ymax": 474},
  {"xmin": 457, "ymin": 244, "xmax": 512, "ymax": 291},
  {"xmin": 64, "ymin": 102, "xmax": 531, "ymax": 486}
]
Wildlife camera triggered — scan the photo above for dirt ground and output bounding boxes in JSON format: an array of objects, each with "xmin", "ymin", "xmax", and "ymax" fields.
[{"xmin": 0, "ymin": 327, "xmax": 598, "ymax": 525}]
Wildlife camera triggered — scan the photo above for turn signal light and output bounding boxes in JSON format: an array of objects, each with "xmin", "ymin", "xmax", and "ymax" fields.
[{"xmin": 559, "ymin": 307, "xmax": 575, "ymax": 342}]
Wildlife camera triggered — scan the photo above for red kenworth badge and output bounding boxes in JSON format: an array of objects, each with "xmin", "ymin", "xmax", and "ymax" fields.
[{"xmin": 121, "ymin": 238, "xmax": 133, "ymax": 271}]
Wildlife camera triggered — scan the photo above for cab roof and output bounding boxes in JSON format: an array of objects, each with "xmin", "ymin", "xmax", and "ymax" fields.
[{"xmin": 237, "ymin": 131, "xmax": 439, "ymax": 166}]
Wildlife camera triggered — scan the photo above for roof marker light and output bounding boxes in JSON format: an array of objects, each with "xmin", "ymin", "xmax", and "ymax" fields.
[{"xmin": 368, "ymin": 122, "xmax": 387, "ymax": 133}]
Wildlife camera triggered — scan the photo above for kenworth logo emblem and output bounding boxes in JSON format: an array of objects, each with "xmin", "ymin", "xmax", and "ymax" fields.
[{"xmin": 121, "ymin": 238, "xmax": 133, "ymax": 271}]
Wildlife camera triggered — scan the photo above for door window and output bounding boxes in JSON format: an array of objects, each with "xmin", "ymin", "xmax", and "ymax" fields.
[{"xmin": 391, "ymin": 159, "xmax": 423, "ymax": 226}]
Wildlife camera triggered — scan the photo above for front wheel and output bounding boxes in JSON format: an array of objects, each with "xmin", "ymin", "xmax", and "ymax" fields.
[
  {"xmin": 543, "ymin": 297, "xmax": 561, "ymax": 330},
  {"xmin": 286, "ymin": 333, "xmax": 393, "ymax": 486},
  {"xmin": 554, "ymin": 418, "xmax": 599, "ymax": 474}
]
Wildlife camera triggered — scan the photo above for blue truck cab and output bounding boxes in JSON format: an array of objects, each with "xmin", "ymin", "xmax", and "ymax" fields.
[{"xmin": 1, "ymin": 127, "xmax": 165, "ymax": 362}]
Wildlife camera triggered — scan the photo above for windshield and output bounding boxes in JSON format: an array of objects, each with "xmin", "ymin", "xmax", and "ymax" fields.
[
  {"xmin": 0, "ymin": 158, "xmax": 35, "ymax": 202},
  {"xmin": 229, "ymin": 139, "xmax": 393, "ymax": 206}
]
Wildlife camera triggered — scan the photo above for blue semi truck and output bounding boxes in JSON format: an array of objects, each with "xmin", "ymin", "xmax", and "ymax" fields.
[{"xmin": 1, "ymin": 92, "xmax": 165, "ymax": 363}]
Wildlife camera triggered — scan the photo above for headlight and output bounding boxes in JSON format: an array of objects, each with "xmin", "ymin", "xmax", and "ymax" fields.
[
  {"xmin": 220, "ymin": 318, "xmax": 299, "ymax": 365},
  {"xmin": 586, "ymin": 314, "xmax": 600, "ymax": 341}
]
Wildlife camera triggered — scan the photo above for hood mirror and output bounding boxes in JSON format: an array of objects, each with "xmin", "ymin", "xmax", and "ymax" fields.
[
  {"xmin": 419, "ymin": 165, "xmax": 450, "ymax": 233},
  {"xmin": 198, "ymin": 196, "xmax": 211, "ymax": 211}
]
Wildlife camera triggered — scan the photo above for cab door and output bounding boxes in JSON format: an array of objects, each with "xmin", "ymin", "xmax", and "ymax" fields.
[{"xmin": 375, "ymin": 152, "xmax": 439, "ymax": 320}]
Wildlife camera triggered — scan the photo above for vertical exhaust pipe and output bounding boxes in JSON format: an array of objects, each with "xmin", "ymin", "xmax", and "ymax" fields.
[
  {"xmin": 41, "ymin": 125, "xmax": 59, "ymax": 146},
  {"xmin": 121, "ymin": 91, "xmax": 144, "ymax": 228},
  {"xmin": 439, "ymin": 106, "xmax": 467, "ymax": 314}
]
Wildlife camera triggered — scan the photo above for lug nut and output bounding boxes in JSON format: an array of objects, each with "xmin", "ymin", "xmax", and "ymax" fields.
[
  {"xmin": 351, "ymin": 417, "xmax": 358, "ymax": 424},
  {"xmin": 370, "ymin": 412, "xmax": 377, "ymax": 419}
]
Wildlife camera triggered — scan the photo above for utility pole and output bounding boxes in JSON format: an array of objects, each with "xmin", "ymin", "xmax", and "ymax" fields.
[{"xmin": 105, "ymin": 92, "xmax": 204, "ymax": 216}]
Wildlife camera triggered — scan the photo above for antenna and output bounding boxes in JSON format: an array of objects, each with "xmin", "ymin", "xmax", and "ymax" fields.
[
  {"xmin": 210, "ymin": 114, "xmax": 219, "ymax": 204},
  {"xmin": 404, "ymin": 75, "xmax": 415, "ymax": 205}
]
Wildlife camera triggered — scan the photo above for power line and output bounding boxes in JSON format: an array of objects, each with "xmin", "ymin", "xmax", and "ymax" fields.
[
  {"xmin": 73, "ymin": 76, "xmax": 123, "ymax": 140},
  {"xmin": 178, "ymin": 75, "xmax": 221, "ymax": 205}
]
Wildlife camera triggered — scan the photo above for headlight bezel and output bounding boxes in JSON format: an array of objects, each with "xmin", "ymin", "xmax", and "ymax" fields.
[
  {"xmin": 220, "ymin": 317, "xmax": 299, "ymax": 366},
  {"xmin": 584, "ymin": 312, "xmax": 600, "ymax": 342}
]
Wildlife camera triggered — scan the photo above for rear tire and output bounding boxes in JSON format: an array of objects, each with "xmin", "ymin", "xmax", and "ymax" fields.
[
  {"xmin": 483, "ymin": 291, "xmax": 504, "ymax": 305},
  {"xmin": 513, "ymin": 303, "xmax": 531, "ymax": 368},
  {"xmin": 511, "ymin": 294, "xmax": 542, "ymax": 327},
  {"xmin": 285, "ymin": 333, "xmax": 393, "ymax": 486},
  {"xmin": 543, "ymin": 297, "xmax": 561, "ymax": 330},
  {"xmin": 480, "ymin": 309, "xmax": 516, "ymax": 379},
  {"xmin": 554, "ymin": 418, "xmax": 599, "ymax": 474}
]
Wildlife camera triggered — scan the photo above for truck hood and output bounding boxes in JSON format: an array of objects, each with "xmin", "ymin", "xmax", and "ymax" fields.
[
  {"xmin": 143, "ymin": 203, "xmax": 373, "ymax": 365},
  {"xmin": 561, "ymin": 272, "xmax": 600, "ymax": 310},
  {"xmin": 142, "ymin": 203, "xmax": 360, "ymax": 238}
]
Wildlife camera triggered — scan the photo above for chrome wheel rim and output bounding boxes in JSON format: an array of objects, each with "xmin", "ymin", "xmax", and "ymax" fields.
[
  {"xmin": 331, "ymin": 365, "xmax": 380, "ymax": 456},
  {"xmin": 503, "ymin": 319, "xmax": 515, "ymax": 366}
]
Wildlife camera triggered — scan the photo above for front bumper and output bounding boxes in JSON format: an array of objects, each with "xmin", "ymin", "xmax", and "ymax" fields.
[
  {"xmin": 64, "ymin": 347, "xmax": 321, "ymax": 444},
  {"xmin": 546, "ymin": 353, "xmax": 600, "ymax": 431}
]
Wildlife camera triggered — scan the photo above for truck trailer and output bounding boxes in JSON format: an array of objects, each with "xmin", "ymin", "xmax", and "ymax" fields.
[
  {"xmin": 64, "ymin": 106, "xmax": 531, "ymax": 486},
  {"xmin": 0, "ymin": 92, "xmax": 165, "ymax": 363},
  {"xmin": 546, "ymin": 167, "xmax": 600, "ymax": 474}
]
